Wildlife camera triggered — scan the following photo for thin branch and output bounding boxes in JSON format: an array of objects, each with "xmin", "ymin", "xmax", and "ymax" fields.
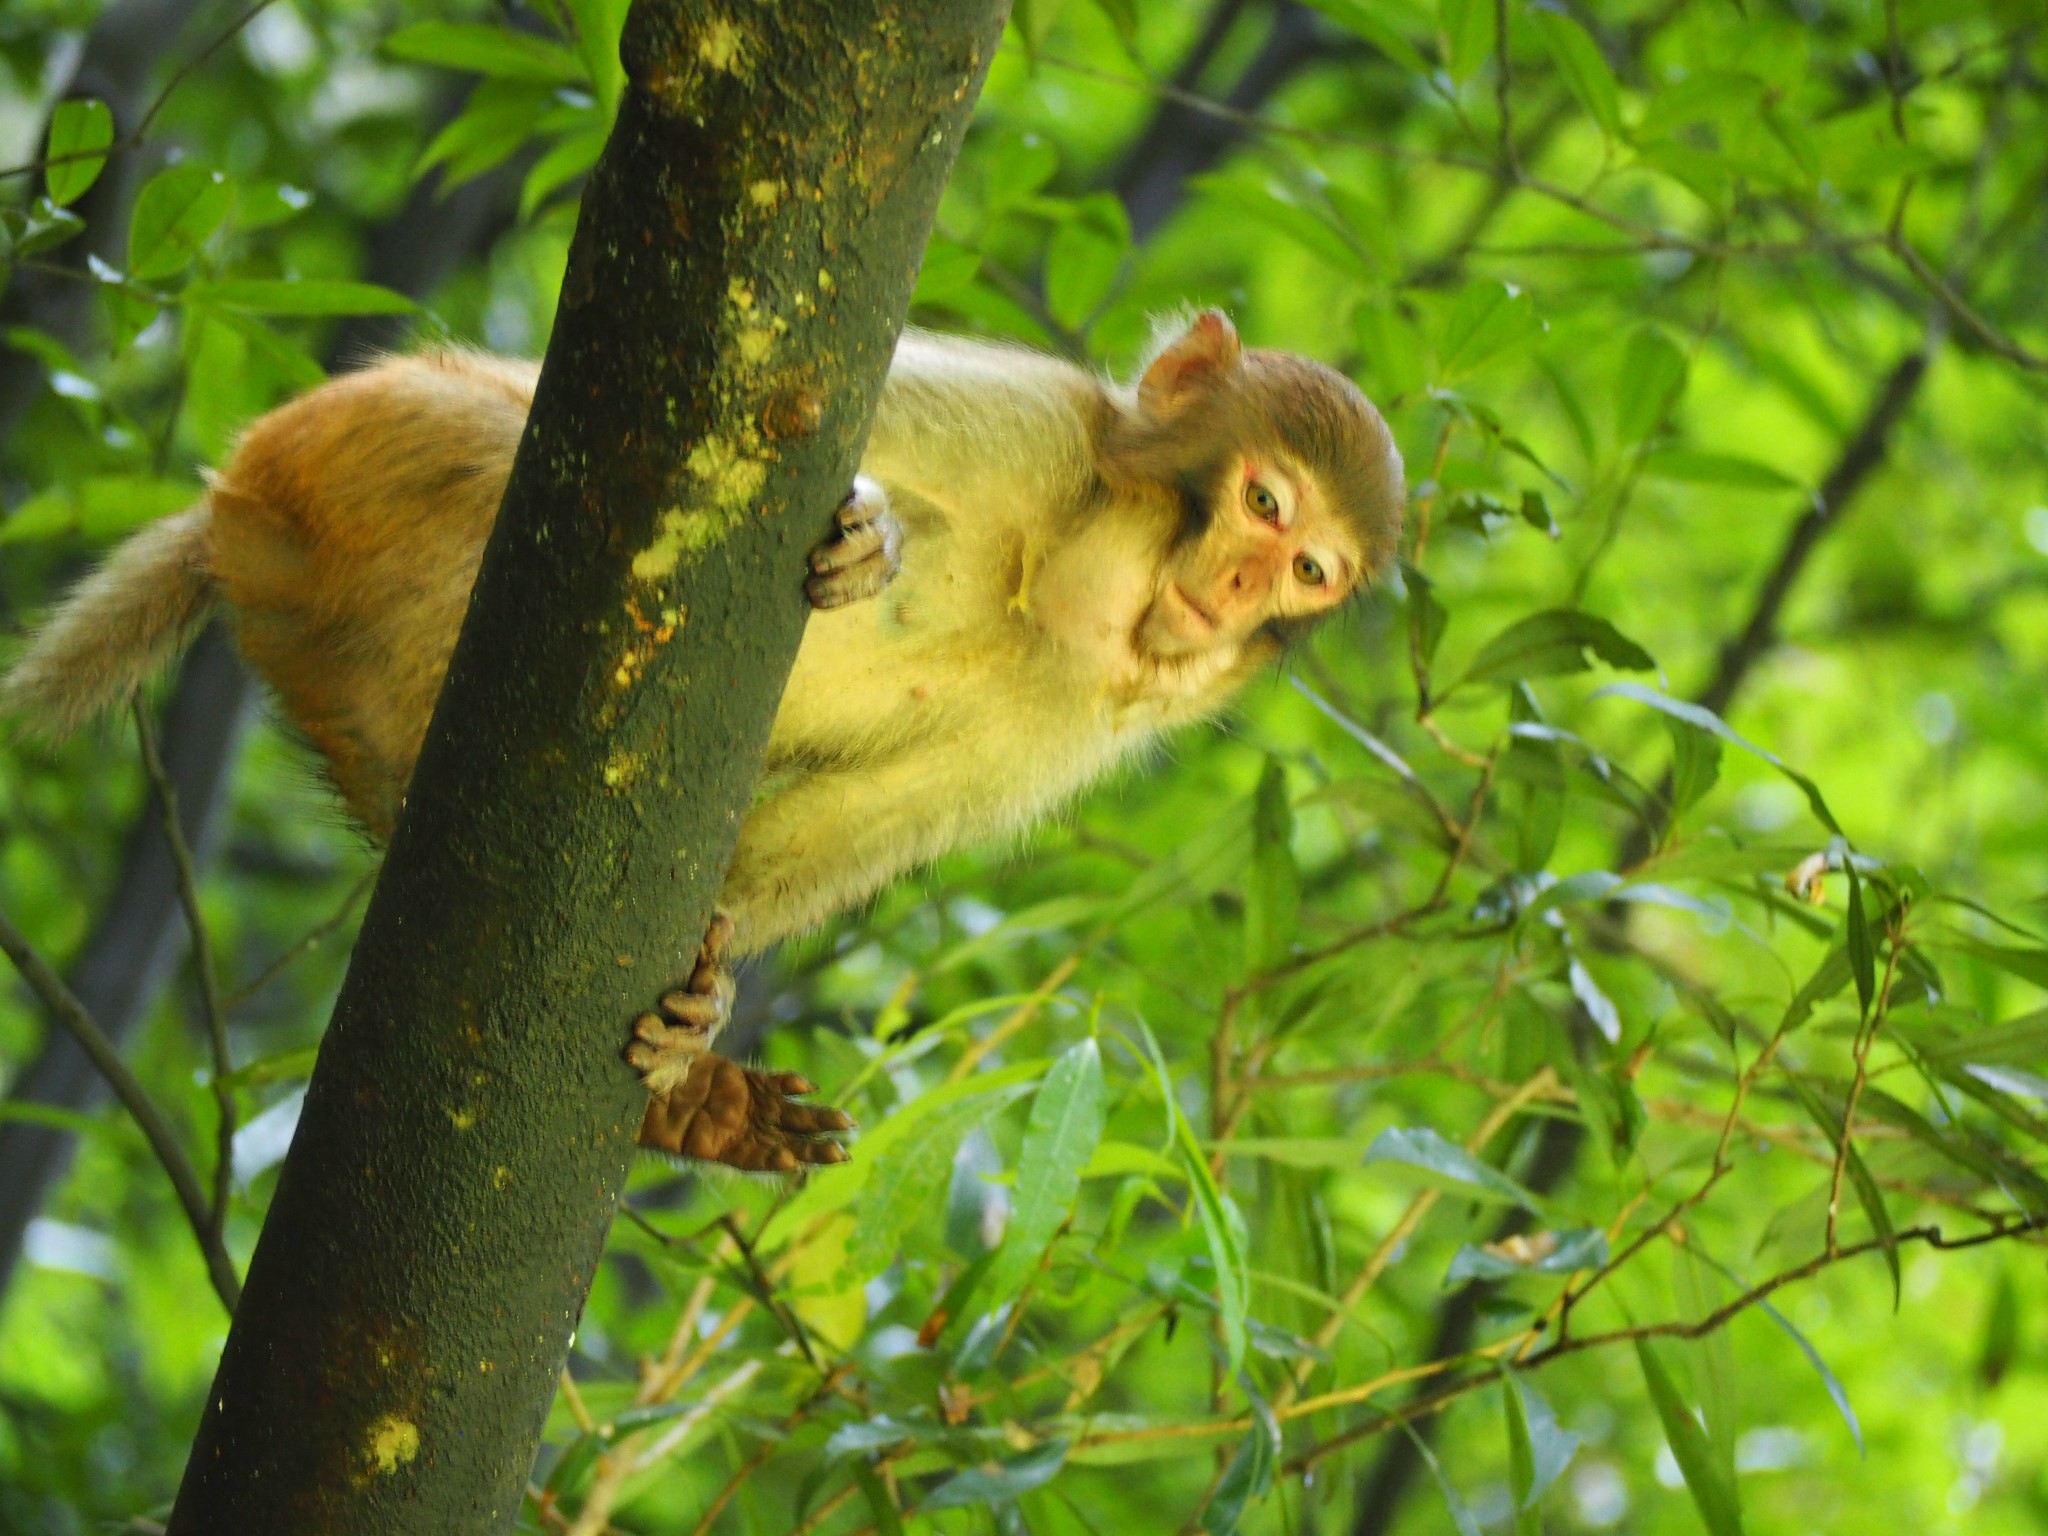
[
  {"xmin": 221, "ymin": 870, "xmax": 375, "ymax": 1011},
  {"xmin": 0, "ymin": 905, "xmax": 239, "ymax": 1311},
  {"xmin": 133, "ymin": 698, "xmax": 237, "ymax": 1242},
  {"xmin": 0, "ymin": 0, "xmax": 279, "ymax": 185}
]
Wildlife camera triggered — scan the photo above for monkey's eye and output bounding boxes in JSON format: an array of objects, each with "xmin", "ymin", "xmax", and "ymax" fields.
[
  {"xmin": 1245, "ymin": 482, "xmax": 1280, "ymax": 522},
  {"xmin": 1293, "ymin": 553, "xmax": 1326, "ymax": 587}
]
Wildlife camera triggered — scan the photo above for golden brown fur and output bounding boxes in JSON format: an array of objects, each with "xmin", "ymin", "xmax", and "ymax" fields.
[{"xmin": 2, "ymin": 315, "xmax": 1403, "ymax": 960}]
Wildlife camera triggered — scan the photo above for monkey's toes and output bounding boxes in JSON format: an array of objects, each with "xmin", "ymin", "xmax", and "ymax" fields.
[{"xmin": 637, "ymin": 1054, "xmax": 852, "ymax": 1172}]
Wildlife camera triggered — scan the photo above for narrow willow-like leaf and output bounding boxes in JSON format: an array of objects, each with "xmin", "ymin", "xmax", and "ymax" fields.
[
  {"xmin": 383, "ymin": 21, "xmax": 587, "ymax": 83},
  {"xmin": 1364, "ymin": 1126, "xmax": 1545, "ymax": 1211},
  {"xmin": 984, "ymin": 1038, "xmax": 1107, "ymax": 1302},
  {"xmin": 1635, "ymin": 1339, "xmax": 1745, "ymax": 1536},
  {"xmin": 1596, "ymin": 682, "xmax": 1842, "ymax": 835}
]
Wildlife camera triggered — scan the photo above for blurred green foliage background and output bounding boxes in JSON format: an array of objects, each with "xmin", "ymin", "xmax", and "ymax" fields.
[{"xmin": 1, "ymin": 0, "xmax": 2045, "ymax": 1532}]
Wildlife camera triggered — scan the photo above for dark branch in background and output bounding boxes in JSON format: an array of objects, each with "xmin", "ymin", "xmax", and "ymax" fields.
[
  {"xmin": 1694, "ymin": 349, "xmax": 1932, "ymax": 722},
  {"xmin": 0, "ymin": 65, "xmax": 524, "ymax": 1296},
  {"xmin": 1112, "ymin": 1, "xmax": 1333, "ymax": 244},
  {"xmin": 1347, "ymin": 344, "xmax": 1937, "ymax": 1534}
]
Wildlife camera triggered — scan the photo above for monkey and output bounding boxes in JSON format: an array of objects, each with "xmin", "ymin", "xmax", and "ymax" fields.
[{"xmin": 1, "ymin": 309, "xmax": 1405, "ymax": 1172}]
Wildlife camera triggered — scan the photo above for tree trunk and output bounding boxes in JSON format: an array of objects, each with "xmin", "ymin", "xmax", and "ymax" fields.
[{"xmin": 166, "ymin": 2, "xmax": 1007, "ymax": 1529}]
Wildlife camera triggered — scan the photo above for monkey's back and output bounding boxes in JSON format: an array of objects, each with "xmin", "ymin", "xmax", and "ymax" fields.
[{"xmin": 206, "ymin": 349, "xmax": 539, "ymax": 837}]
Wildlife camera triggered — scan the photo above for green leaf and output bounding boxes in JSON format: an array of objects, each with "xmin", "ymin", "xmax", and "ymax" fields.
[
  {"xmin": 1456, "ymin": 608, "xmax": 1656, "ymax": 690},
  {"xmin": 1303, "ymin": 0, "xmax": 1429, "ymax": 74},
  {"xmin": 1202, "ymin": 1390, "xmax": 1280, "ymax": 1535},
  {"xmin": 1043, "ymin": 195, "xmax": 1130, "ymax": 331},
  {"xmin": 912, "ymin": 238, "xmax": 983, "ymax": 308},
  {"xmin": 922, "ymin": 1440, "xmax": 1067, "ymax": 1512},
  {"xmin": 0, "ymin": 477, "xmax": 197, "ymax": 545},
  {"xmin": 1400, "ymin": 1416, "xmax": 1484, "ymax": 1536},
  {"xmin": 186, "ymin": 277, "xmax": 417, "ymax": 317},
  {"xmin": 519, "ymin": 125, "xmax": 607, "ymax": 219},
  {"xmin": 44, "ymin": 99, "xmax": 114, "ymax": 207},
  {"xmin": 416, "ymin": 80, "xmax": 556, "ymax": 188},
  {"xmin": 383, "ymin": 22, "xmax": 587, "ymax": 83},
  {"xmin": 1446, "ymin": 1227, "xmax": 1606, "ymax": 1285},
  {"xmin": 759, "ymin": 1058, "xmax": 1047, "ymax": 1251},
  {"xmin": 560, "ymin": 0, "xmax": 629, "ymax": 110},
  {"xmin": 1438, "ymin": 0, "xmax": 1495, "ymax": 83},
  {"xmin": 1569, "ymin": 957, "xmax": 1621, "ymax": 1040},
  {"xmin": 1644, "ymin": 449, "xmax": 1802, "ymax": 490},
  {"xmin": 1635, "ymin": 1339, "xmax": 1745, "ymax": 1536},
  {"xmin": 127, "ymin": 163, "xmax": 233, "ymax": 280},
  {"xmin": 1176, "ymin": 1114, "xmax": 1251, "ymax": 1376},
  {"xmin": 1436, "ymin": 280, "xmax": 1543, "ymax": 379},
  {"xmin": 980, "ymin": 130, "xmax": 1058, "ymax": 211},
  {"xmin": 1666, "ymin": 715, "xmax": 1723, "ymax": 820},
  {"xmin": 1686, "ymin": 1245, "xmax": 1864, "ymax": 1454},
  {"xmin": 1531, "ymin": 7, "xmax": 1623, "ymax": 139},
  {"xmin": 10, "ymin": 199, "xmax": 85, "ymax": 258},
  {"xmin": 1502, "ymin": 1369, "xmax": 1580, "ymax": 1531},
  {"xmin": 851, "ymin": 1460, "xmax": 904, "ymax": 1536},
  {"xmin": 1615, "ymin": 327, "xmax": 1688, "ymax": 447},
  {"xmin": 1363, "ymin": 1126, "xmax": 1545, "ymax": 1211},
  {"xmin": 848, "ymin": 1081, "xmax": 1038, "ymax": 1280},
  {"xmin": 984, "ymin": 1038, "xmax": 1107, "ymax": 1302},
  {"xmin": 1595, "ymin": 682, "xmax": 1842, "ymax": 835},
  {"xmin": 1844, "ymin": 855, "xmax": 1876, "ymax": 1018}
]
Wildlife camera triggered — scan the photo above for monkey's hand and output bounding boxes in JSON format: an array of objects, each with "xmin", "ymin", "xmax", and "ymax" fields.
[
  {"xmin": 806, "ymin": 475, "xmax": 902, "ymax": 610},
  {"xmin": 625, "ymin": 912, "xmax": 851, "ymax": 1171}
]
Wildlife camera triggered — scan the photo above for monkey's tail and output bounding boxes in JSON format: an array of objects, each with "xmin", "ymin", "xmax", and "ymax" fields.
[{"xmin": 0, "ymin": 503, "xmax": 218, "ymax": 736}]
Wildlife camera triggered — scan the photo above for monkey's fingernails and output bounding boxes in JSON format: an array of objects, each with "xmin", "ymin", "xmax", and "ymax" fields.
[{"xmin": 657, "ymin": 990, "xmax": 722, "ymax": 1029}]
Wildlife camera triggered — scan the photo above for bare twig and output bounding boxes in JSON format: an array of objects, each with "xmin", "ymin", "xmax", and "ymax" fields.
[
  {"xmin": 0, "ymin": 906, "xmax": 239, "ymax": 1311},
  {"xmin": 133, "ymin": 698, "xmax": 236, "ymax": 1241},
  {"xmin": 0, "ymin": 0, "xmax": 279, "ymax": 185}
]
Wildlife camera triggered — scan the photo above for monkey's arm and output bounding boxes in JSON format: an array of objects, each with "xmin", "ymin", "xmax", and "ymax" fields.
[{"xmin": 861, "ymin": 331, "xmax": 1105, "ymax": 520}]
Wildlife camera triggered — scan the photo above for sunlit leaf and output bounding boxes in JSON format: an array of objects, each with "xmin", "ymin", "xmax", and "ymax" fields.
[
  {"xmin": 44, "ymin": 99, "xmax": 114, "ymax": 207},
  {"xmin": 1531, "ymin": 7, "xmax": 1623, "ymax": 139},
  {"xmin": 128, "ymin": 164, "xmax": 232, "ymax": 280},
  {"xmin": 383, "ymin": 21, "xmax": 587, "ymax": 83}
]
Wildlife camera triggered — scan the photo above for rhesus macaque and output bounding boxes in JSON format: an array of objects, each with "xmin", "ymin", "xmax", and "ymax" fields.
[{"xmin": 2, "ymin": 310, "xmax": 1404, "ymax": 1170}]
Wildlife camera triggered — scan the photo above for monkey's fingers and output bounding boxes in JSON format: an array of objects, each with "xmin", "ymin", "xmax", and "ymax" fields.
[{"xmin": 807, "ymin": 481, "xmax": 903, "ymax": 610}]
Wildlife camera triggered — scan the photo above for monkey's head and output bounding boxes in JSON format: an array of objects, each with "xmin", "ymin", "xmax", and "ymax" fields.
[{"xmin": 1102, "ymin": 310, "xmax": 1404, "ymax": 672}]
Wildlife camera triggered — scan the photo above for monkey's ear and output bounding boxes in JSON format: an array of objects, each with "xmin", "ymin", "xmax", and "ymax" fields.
[{"xmin": 1137, "ymin": 309, "xmax": 1242, "ymax": 417}]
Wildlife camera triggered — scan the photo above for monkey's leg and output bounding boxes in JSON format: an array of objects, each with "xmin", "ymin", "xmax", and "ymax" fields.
[
  {"xmin": 625, "ymin": 913, "xmax": 851, "ymax": 1171},
  {"xmin": 806, "ymin": 476, "xmax": 903, "ymax": 609}
]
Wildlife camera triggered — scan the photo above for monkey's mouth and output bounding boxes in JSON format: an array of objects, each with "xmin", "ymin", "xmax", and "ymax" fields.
[
  {"xmin": 1168, "ymin": 583, "xmax": 1219, "ymax": 633},
  {"xmin": 1137, "ymin": 583, "xmax": 1220, "ymax": 661}
]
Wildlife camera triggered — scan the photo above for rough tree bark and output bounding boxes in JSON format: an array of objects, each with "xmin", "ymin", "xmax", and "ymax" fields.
[{"xmin": 165, "ymin": 2, "xmax": 1007, "ymax": 1529}]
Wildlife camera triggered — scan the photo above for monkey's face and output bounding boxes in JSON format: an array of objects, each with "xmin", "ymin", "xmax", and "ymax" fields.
[{"xmin": 1137, "ymin": 451, "xmax": 1363, "ymax": 662}]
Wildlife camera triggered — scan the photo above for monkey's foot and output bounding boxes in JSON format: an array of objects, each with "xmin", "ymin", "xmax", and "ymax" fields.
[
  {"xmin": 638, "ymin": 1053, "xmax": 852, "ymax": 1171},
  {"xmin": 807, "ymin": 475, "xmax": 902, "ymax": 609},
  {"xmin": 623, "ymin": 910, "xmax": 738, "ymax": 1096}
]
